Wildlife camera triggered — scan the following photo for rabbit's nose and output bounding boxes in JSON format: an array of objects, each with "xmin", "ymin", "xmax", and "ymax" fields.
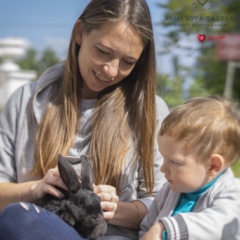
[{"xmin": 92, "ymin": 215, "xmax": 100, "ymax": 222}]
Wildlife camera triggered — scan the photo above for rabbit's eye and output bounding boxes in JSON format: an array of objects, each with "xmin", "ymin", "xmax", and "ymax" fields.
[{"xmin": 78, "ymin": 200, "xmax": 83, "ymax": 208}]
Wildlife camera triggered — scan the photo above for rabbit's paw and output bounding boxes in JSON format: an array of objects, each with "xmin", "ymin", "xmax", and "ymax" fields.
[{"xmin": 61, "ymin": 212, "xmax": 76, "ymax": 226}]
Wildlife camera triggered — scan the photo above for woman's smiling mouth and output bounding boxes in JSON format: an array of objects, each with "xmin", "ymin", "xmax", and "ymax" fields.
[{"xmin": 94, "ymin": 70, "xmax": 113, "ymax": 83}]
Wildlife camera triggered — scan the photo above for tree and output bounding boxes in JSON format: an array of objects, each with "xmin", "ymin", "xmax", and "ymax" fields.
[
  {"xmin": 17, "ymin": 47, "xmax": 61, "ymax": 78},
  {"xmin": 157, "ymin": 73, "xmax": 185, "ymax": 108},
  {"xmin": 38, "ymin": 48, "xmax": 61, "ymax": 76},
  {"xmin": 17, "ymin": 48, "xmax": 39, "ymax": 73},
  {"xmin": 156, "ymin": 0, "xmax": 240, "ymax": 101},
  {"xmin": 156, "ymin": 0, "xmax": 240, "ymax": 177}
]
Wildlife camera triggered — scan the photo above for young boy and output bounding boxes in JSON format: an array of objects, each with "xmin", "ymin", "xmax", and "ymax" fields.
[{"xmin": 139, "ymin": 96, "xmax": 240, "ymax": 240}]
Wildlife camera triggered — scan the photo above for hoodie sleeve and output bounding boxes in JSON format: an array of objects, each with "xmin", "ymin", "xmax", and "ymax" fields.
[
  {"xmin": 0, "ymin": 82, "xmax": 36, "ymax": 182},
  {"xmin": 160, "ymin": 171, "xmax": 240, "ymax": 240},
  {"xmin": 0, "ymin": 86, "xmax": 24, "ymax": 182},
  {"xmin": 139, "ymin": 183, "xmax": 176, "ymax": 239}
]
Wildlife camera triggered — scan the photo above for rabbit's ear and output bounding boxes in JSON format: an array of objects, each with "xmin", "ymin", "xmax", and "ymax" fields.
[
  {"xmin": 80, "ymin": 155, "xmax": 93, "ymax": 191},
  {"xmin": 58, "ymin": 154, "xmax": 82, "ymax": 193}
]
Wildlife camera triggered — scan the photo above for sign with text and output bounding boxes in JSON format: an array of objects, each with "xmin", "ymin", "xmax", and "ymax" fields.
[{"xmin": 216, "ymin": 34, "xmax": 240, "ymax": 60}]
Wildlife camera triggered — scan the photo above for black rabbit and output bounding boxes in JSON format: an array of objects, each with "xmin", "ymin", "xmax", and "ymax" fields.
[{"xmin": 34, "ymin": 155, "xmax": 107, "ymax": 240}]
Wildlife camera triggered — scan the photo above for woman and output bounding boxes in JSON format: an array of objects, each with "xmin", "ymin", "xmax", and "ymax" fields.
[{"xmin": 0, "ymin": 0, "xmax": 169, "ymax": 239}]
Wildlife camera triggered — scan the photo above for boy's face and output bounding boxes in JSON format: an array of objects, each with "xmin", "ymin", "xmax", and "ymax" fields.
[{"xmin": 158, "ymin": 135, "xmax": 211, "ymax": 193}]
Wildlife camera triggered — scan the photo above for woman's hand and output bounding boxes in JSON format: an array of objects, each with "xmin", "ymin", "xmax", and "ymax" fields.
[
  {"xmin": 93, "ymin": 184, "xmax": 119, "ymax": 221},
  {"xmin": 31, "ymin": 167, "xmax": 67, "ymax": 200}
]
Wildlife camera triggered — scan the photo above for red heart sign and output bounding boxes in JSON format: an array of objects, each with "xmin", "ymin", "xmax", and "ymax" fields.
[{"xmin": 197, "ymin": 34, "xmax": 206, "ymax": 42}]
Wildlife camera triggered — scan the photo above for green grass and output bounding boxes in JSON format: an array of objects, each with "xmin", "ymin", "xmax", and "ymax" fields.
[{"xmin": 232, "ymin": 160, "xmax": 240, "ymax": 177}]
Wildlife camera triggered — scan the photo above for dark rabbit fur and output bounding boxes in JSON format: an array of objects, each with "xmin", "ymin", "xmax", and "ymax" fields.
[{"xmin": 34, "ymin": 155, "xmax": 107, "ymax": 240}]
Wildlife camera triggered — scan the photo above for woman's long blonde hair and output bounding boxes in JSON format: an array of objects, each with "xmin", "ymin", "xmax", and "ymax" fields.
[{"xmin": 31, "ymin": 0, "xmax": 157, "ymax": 194}]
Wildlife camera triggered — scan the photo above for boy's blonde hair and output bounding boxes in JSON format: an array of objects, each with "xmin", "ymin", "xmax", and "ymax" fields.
[{"xmin": 159, "ymin": 96, "xmax": 240, "ymax": 165}]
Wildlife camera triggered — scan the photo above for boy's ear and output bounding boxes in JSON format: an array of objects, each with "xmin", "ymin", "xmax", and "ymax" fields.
[
  {"xmin": 208, "ymin": 154, "xmax": 225, "ymax": 177},
  {"xmin": 74, "ymin": 19, "xmax": 85, "ymax": 45}
]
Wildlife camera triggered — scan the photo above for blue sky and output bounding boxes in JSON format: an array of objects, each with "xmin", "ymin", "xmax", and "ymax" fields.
[
  {"xmin": 1, "ymin": 1, "xmax": 239, "ymax": 77},
  {"xmin": 0, "ymin": 0, "xmax": 173, "ymax": 73}
]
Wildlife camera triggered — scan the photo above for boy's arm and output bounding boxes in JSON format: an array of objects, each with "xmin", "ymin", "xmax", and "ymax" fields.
[
  {"xmin": 139, "ymin": 183, "xmax": 172, "ymax": 239},
  {"xmin": 140, "ymin": 221, "xmax": 165, "ymax": 240}
]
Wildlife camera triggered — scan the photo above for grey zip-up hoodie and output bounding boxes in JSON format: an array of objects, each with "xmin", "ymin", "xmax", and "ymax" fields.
[
  {"xmin": 0, "ymin": 62, "xmax": 169, "ymax": 239},
  {"xmin": 140, "ymin": 168, "xmax": 240, "ymax": 240}
]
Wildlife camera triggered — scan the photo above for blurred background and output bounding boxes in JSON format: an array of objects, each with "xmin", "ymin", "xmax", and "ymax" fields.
[{"xmin": 0, "ymin": 0, "xmax": 239, "ymax": 176}]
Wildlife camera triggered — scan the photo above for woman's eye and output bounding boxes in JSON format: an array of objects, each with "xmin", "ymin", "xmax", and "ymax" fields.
[
  {"xmin": 97, "ymin": 48, "xmax": 109, "ymax": 55},
  {"xmin": 123, "ymin": 60, "xmax": 135, "ymax": 66}
]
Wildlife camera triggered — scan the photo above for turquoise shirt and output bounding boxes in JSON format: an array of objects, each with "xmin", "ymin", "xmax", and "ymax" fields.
[{"xmin": 162, "ymin": 173, "xmax": 223, "ymax": 240}]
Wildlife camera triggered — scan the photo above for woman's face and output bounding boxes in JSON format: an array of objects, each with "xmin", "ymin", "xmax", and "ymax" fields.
[{"xmin": 76, "ymin": 21, "xmax": 144, "ymax": 99}]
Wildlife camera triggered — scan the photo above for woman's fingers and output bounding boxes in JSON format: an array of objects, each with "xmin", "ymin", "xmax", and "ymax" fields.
[
  {"xmin": 94, "ymin": 184, "xmax": 118, "ymax": 199},
  {"xmin": 93, "ymin": 184, "xmax": 119, "ymax": 221},
  {"xmin": 97, "ymin": 192, "xmax": 119, "ymax": 202},
  {"xmin": 44, "ymin": 168, "xmax": 67, "ymax": 191},
  {"xmin": 93, "ymin": 184, "xmax": 117, "ymax": 195},
  {"xmin": 32, "ymin": 167, "xmax": 67, "ymax": 200},
  {"xmin": 101, "ymin": 200, "xmax": 118, "ymax": 221},
  {"xmin": 42, "ymin": 184, "xmax": 64, "ymax": 199},
  {"xmin": 94, "ymin": 184, "xmax": 119, "ymax": 203}
]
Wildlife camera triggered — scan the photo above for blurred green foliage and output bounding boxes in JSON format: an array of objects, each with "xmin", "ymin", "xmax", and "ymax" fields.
[
  {"xmin": 156, "ymin": 74, "xmax": 185, "ymax": 108},
  {"xmin": 17, "ymin": 47, "xmax": 61, "ymax": 79},
  {"xmin": 232, "ymin": 160, "xmax": 240, "ymax": 177},
  {"xmin": 157, "ymin": 0, "xmax": 240, "ymax": 101}
]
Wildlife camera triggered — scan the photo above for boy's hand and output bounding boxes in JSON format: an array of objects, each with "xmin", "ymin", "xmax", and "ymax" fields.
[{"xmin": 141, "ymin": 222, "xmax": 165, "ymax": 240}]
